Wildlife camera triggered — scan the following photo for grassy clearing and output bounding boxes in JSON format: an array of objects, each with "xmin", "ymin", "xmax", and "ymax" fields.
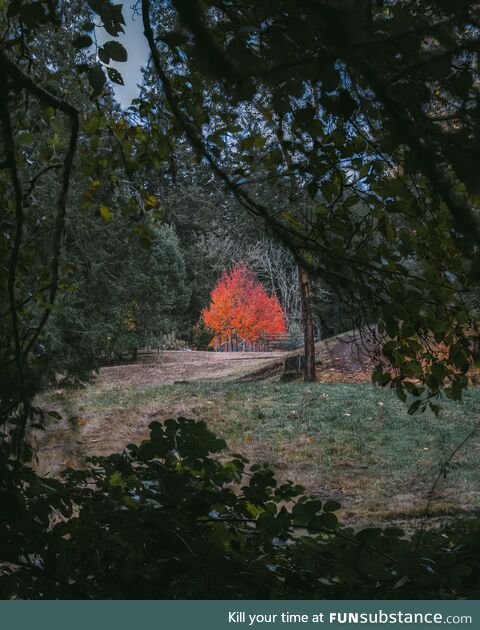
[{"xmin": 38, "ymin": 380, "xmax": 480, "ymax": 527}]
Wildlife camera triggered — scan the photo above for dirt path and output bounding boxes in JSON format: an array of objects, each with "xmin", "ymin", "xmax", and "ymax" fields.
[
  {"xmin": 97, "ymin": 350, "xmax": 286, "ymax": 387},
  {"xmin": 97, "ymin": 328, "xmax": 379, "ymax": 388}
]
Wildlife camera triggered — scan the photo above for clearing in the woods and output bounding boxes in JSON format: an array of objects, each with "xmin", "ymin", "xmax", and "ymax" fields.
[{"xmin": 36, "ymin": 335, "xmax": 480, "ymax": 529}]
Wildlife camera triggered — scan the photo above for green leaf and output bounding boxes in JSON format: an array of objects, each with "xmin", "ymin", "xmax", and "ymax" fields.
[
  {"xmin": 292, "ymin": 500, "xmax": 322, "ymax": 526},
  {"xmin": 319, "ymin": 512, "xmax": 338, "ymax": 529},
  {"xmin": 109, "ymin": 472, "xmax": 125, "ymax": 490},
  {"xmin": 20, "ymin": 2, "xmax": 46, "ymax": 28},
  {"xmin": 336, "ymin": 90, "xmax": 357, "ymax": 118},
  {"xmin": 107, "ymin": 67, "xmax": 124, "ymax": 85},
  {"xmin": 6, "ymin": 0, "xmax": 21, "ymax": 17},
  {"xmin": 321, "ymin": 180, "xmax": 338, "ymax": 202},
  {"xmin": 99, "ymin": 205, "xmax": 112, "ymax": 222},
  {"xmin": 88, "ymin": 65, "xmax": 106, "ymax": 97},
  {"xmin": 87, "ymin": 0, "xmax": 125, "ymax": 36},
  {"xmin": 17, "ymin": 132, "xmax": 34, "ymax": 146},
  {"xmin": 104, "ymin": 40, "xmax": 128, "ymax": 62},
  {"xmin": 322, "ymin": 65, "xmax": 340, "ymax": 92},
  {"xmin": 408, "ymin": 400, "xmax": 422, "ymax": 415},
  {"xmin": 356, "ymin": 527, "xmax": 382, "ymax": 543},
  {"xmin": 145, "ymin": 194, "xmax": 157, "ymax": 208},
  {"xmin": 98, "ymin": 45, "xmax": 110, "ymax": 64},
  {"xmin": 323, "ymin": 499, "xmax": 341, "ymax": 512},
  {"xmin": 73, "ymin": 34, "xmax": 93, "ymax": 49},
  {"xmin": 269, "ymin": 148, "xmax": 283, "ymax": 165}
]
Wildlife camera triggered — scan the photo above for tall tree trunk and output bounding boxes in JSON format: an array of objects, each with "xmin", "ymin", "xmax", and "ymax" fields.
[{"xmin": 298, "ymin": 266, "xmax": 316, "ymax": 382}]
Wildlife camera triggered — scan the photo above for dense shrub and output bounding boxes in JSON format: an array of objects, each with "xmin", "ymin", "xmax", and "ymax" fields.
[{"xmin": 1, "ymin": 418, "xmax": 480, "ymax": 599}]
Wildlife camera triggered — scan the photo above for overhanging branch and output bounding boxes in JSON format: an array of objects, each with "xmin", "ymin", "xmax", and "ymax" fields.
[{"xmin": 0, "ymin": 50, "xmax": 80, "ymax": 438}]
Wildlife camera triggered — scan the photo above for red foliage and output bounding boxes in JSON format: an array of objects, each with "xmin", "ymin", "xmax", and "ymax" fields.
[{"xmin": 202, "ymin": 264, "xmax": 287, "ymax": 345}]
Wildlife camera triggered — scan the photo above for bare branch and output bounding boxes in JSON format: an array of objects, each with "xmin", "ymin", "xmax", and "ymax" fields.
[{"xmin": 23, "ymin": 162, "xmax": 62, "ymax": 199}]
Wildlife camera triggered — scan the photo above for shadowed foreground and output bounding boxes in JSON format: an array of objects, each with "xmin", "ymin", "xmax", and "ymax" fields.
[{"xmin": 36, "ymin": 348, "xmax": 480, "ymax": 530}]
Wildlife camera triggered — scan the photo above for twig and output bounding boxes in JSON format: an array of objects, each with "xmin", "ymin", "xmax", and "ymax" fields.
[
  {"xmin": 415, "ymin": 424, "xmax": 479, "ymax": 553},
  {"xmin": 23, "ymin": 162, "xmax": 62, "ymax": 199}
]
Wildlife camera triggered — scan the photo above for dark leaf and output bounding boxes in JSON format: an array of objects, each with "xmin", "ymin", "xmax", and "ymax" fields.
[
  {"xmin": 107, "ymin": 67, "xmax": 124, "ymax": 85},
  {"xmin": 73, "ymin": 34, "xmax": 93, "ymax": 49},
  {"xmin": 88, "ymin": 65, "xmax": 106, "ymax": 96},
  {"xmin": 104, "ymin": 40, "xmax": 128, "ymax": 62}
]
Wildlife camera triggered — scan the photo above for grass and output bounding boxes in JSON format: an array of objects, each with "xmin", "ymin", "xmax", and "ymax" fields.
[{"xmin": 38, "ymin": 380, "xmax": 480, "ymax": 527}]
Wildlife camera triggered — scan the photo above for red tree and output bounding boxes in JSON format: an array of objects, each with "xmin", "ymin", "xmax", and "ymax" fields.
[{"xmin": 202, "ymin": 264, "xmax": 287, "ymax": 346}]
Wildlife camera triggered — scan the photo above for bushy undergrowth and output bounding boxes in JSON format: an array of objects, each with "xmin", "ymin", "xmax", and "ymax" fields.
[{"xmin": 1, "ymin": 417, "xmax": 480, "ymax": 599}]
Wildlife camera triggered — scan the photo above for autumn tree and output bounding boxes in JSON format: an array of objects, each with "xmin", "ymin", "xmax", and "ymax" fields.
[{"xmin": 202, "ymin": 264, "xmax": 287, "ymax": 347}]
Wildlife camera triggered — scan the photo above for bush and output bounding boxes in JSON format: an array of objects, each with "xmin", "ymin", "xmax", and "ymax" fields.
[
  {"xmin": 1, "ymin": 418, "xmax": 480, "ymax": 599},
  {"xmin": 158, "ymin": 332, "xmax": 188, "ymax": 350}
]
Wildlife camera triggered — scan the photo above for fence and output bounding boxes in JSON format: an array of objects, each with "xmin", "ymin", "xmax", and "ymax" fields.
[{"xmin": 213, "ymin": 329, "xmax": 304, "ymax": 352}]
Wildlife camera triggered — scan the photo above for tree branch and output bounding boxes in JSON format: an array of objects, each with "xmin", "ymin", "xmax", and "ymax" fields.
[
  {"xmin": 141, "ymin": 0, "xmax": 461, "ymax": 296},
  {"xmin": 0, "ymin": 67, "xmax": 25, "ymax": 398},
  {"xmin": 0, "ymin": 51, "xmax": 80, "ymax": 451},
  {"xmin": 23, "ymin": 162, "xmax": 62, "ymax": 199}
]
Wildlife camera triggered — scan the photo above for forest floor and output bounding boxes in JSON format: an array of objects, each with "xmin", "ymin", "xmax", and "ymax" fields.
[{"xmin": 36, "ymin": 343, "xmax": 480, "ymax": 530}]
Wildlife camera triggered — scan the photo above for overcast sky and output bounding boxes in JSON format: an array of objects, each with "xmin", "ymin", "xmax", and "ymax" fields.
[{"xmin": 96, "ymin": 4, "xmax": 150, "ymax": 108}]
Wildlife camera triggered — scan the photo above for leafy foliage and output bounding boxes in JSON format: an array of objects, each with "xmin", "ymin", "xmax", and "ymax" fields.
[
  {"xmin": 139, "ymin": 0, "xmax": 480, "ymax": 408},
  {"xmin": 2, "ymin": 417, "xmax": 480, "ymax": 599},
  {"xmin": 2, "ymin": 0, "xmax": 480, "ymax": 601}
]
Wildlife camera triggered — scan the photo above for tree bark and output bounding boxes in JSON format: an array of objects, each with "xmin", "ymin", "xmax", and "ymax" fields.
[{"xmin": 298, "ymin": 266, "xmax": 316, "ymax": 382}]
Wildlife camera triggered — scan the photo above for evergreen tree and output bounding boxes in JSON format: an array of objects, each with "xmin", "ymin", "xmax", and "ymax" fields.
[{"xmin": 44, "ymin": 216, "xmax": 190, "ymax": 382}]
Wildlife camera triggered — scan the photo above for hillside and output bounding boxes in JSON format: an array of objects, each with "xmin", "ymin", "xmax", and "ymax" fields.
[
  {"xmin": 94, "ymin": 330, "xmax": 377, "ymax": 389},
  {"xmin": 238, "ymin": 329, "xmax": 377, "ymax": 382}
]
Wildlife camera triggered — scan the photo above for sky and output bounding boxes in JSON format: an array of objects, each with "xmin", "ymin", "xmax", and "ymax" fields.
[{"xmin": 96, "ymin": 3, "xmax": 150, "ymax": 108}]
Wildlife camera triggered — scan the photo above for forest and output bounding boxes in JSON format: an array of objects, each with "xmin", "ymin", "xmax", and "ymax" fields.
[{"xmin": 2, "ymin": 0, "xmax": 480, "ymax": 599}]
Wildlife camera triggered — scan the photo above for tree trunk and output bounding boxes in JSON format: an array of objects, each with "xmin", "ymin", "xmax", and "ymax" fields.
[{"xmin": 298, "ymin": 266, "xmax": 316, "ymax": 382}]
